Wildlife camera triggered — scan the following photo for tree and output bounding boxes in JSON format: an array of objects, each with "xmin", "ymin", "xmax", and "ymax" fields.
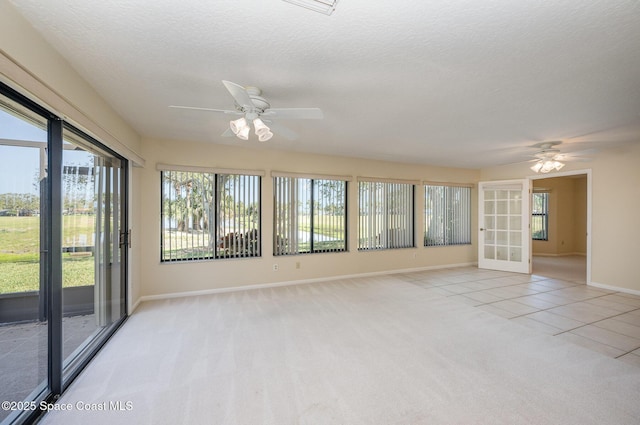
[{"xmin": 0, "ymin": 193, "xmax": 40, "ymax": 215}]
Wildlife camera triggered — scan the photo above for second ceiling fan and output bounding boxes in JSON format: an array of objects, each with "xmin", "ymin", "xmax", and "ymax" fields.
[{"xmin": 170, "ymin": 80, "xmax": 323, "ymax": 141}]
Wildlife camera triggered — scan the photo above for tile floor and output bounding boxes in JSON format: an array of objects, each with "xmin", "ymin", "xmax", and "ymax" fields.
[
  {"xmin": 0, "ymin": 314, "xmax": 98, "ymax": 422},
  {"xmin": 396, "ymin": 257, "xmax": 640, "ymax": 368}
]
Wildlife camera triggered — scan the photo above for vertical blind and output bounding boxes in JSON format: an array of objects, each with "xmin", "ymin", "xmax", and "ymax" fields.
[
  {"xmin": 161, "ymin": 170, "xmax": 261, "ymax": 261},
  {"xmin": 273, "ymin": 177, "xmax": 346, "ymax": 255},
  {"xmin": 216, "ymin": 174, "xmax": 261, "ymax": 258},
  {"xmin": 358, "ymin": 181, "xmax": 414, "ymax": 250},
  {"xmin": 424, "ymin": 185, "xmax": 471, "ymax": 246},
  {"xmin": 531, "ymin": 191, "xmax": 549, "ymax": 241}
]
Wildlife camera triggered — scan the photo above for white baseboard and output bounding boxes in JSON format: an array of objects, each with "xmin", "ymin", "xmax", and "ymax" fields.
[
  {"xmin": 128, "ymin": 298, "xmax": 142, "ymax": 314},
  {"xmin": 589, "ymin": 281, "xmax": 640, "ymax": 297},
  {"xmin": 533, "ymin": 252, "xmax": 586, "ymax": 257},
  {"xmin": 138, "ymin": 262, "xmax": 477, "ymax": 304}
]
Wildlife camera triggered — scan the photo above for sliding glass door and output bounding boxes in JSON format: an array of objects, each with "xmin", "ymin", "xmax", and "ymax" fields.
[
  {"xmin": 0, "ymin": 95, "xmax": 49, "ymax": 424},
  {"xmin": 0, "ymin": 82, "xmax": 128, "ymax": 425},
  {"xmin": 61, "ymin": 127, "xmax": 127, "ymax": 382}
]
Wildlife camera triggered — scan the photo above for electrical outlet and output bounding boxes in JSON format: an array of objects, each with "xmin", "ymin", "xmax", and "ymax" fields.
[{"xmin": 273, "ymin": 264, "xmax": 279, "ymax": 271}]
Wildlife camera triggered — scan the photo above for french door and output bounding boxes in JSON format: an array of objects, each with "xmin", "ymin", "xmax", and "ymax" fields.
[{"xmin": 478, "ymin": 179, "xmax": 531, "ymax": 274}]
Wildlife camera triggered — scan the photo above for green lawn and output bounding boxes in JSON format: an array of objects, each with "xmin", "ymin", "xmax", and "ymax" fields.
[{"xmin": 0, "ymin": 215, "xmax": 95, "ymax": 294}]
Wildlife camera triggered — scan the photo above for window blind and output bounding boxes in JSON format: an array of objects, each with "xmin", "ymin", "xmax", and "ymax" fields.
[
  {"xmin": 424, "ymin": 184, "xmax": 471, "ymax": 246},
  {"xmin": 358, "ymin": 181, "xmax": 414, "ymax": 250}
]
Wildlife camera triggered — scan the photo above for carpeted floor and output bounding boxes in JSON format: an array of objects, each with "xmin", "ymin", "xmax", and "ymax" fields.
[{"xmin": 39, "ymin": 267, "xmax": 640, "ymax": 425}]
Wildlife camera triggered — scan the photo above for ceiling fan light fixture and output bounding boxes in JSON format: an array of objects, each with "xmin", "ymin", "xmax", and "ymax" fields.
[
  {"xmin": 531, "ymin": 159, "xmax": 565, "ymax": 173},
  {"xmin": 530, "ymin": 162, "xmax": 543, "ymax": 173},
  {"xmin": 236, "ymin": 125, "xmax": 250, "ymax": 140},
  {"xmin": 258, "ymin": 130, "xmax": 274, "ymax": 142},
  {"xmin": 230, "ymin": 117, "xmax": 248, "ymax": 135},
  {"xmin": 540, "ymin": 161, "xmax": 556, "ymax": 173},
  {"xmin": 253, "ymin": 118, "xmax": 270, "ymax": 136}
]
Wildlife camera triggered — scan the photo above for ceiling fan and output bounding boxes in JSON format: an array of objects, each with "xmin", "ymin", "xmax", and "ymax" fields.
[
  {"xmin": 528, "ymin": 141, "xmax": 593, "ymax": 173},
  {"xmin": 169, "ymin": 80, "xmax": 323, "ymax": 141}
]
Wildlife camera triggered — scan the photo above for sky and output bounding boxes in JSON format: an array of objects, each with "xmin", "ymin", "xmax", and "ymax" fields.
[
  {"xmin": 0, "ymin": 109, "xmax": 91, "ymax": 196},
  {"xmin": 0, "ymin": 110, "xmax": 45, "ymax": 195}
]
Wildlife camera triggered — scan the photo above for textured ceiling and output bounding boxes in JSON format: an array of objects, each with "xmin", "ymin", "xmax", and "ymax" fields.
[{"xmin": 8, "ymin": 0, "xmax": 640, "ymax": 168}]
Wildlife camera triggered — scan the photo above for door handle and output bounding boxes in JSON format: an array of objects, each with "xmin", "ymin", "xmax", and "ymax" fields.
[
  {"xmin": 120, "ymin": 230, "xmax": 132, "ymax": 248},
  {"xmin": 480, "ymin": 228, "xmax": 485, "ymax": 231}
]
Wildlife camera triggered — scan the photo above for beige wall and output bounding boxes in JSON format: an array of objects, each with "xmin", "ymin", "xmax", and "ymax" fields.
[
  {"xmin": 0, "ymin": 1, "xmax": 141, "ymax": 159},
  {"xmin": 4, "ymin": 0, "xmax": 638, "ymax": 300},
  {"xmin": 0, "ymin": 2, "xmax": 143, "ymax": 309},
  {"xmin": 532, "ymin": 175, "xmax": 587, "ymax": 256},
  {"xmin": 139, "ymin": 138, "xmax": 479, "ymax": 298},
  {"xmin": 481, "ymin": 142, "xmax": 640, "ymax": 293}
]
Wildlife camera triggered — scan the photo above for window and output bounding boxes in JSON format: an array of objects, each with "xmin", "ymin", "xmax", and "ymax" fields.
[
  {"xmin": 424, "ymin": 184, "xmax": 471, "ymax": 246},
  {"xmin": 358, "ymin": 181, "xmax": 414, "ymax": 250},
  {"xmin": 161, "ymin": 170, "xmax": 261, "ymax": 261},
  {"xmin": 532, "ymin": 191, "xmax": 549, "ymax": 241},
  {"xmin": 273, "ymin": 177, "xmax": 347, "ymax": 255}
]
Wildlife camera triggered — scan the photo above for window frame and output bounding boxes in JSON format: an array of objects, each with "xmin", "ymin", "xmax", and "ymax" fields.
[
  {"xmin": 424, "ymin": 184, "xmax": 472, "ymax": 247},
  {"xmin": 532, "ymin": 191, "xmax": 549, "ymax": 241},
  {"xmin": 358, "ymin": 180, "xmax": 415, "ymax": 251},
  {"xmin": 273, "ymin": 176, "xmax": 348, "ymax": 256},
  {"xmin": 160, "ymin": 169, "xmax": 262, "ymax": 262}
]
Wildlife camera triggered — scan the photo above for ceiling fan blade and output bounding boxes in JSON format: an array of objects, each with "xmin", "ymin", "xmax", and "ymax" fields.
[
  {"xmin": 222, "ymin": 80, "xmax": 255, "ymax": 109},
  {"xmin": 262, "ymin": 108, "xmax": 323, "ymax": 120},
  {"xmin": 560, "ymin": 148, "xmax": 598, "ymax": 156},
  {"xmin": 554, "ymin": 153, "xmax": 592, "ymax": 162},
  {"xmin": 220, "ymin": 127, "xmax": 235, "ymax": 138},
  {"xmin": 169, "ymin": 105, "xmax": 241, "ymax": 114},
  {"xmin": 264, "ymin": 121, "xmax": 298, "ymax": 140}
]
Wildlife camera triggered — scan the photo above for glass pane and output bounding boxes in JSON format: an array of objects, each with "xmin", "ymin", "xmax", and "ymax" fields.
[
  {"xmin": 358, "ymin": 181, "xmax": 413, "ymax": 250},
  {"xmin": 509, "ymin": 199, "xmax": 521, "ymax": 213},
  {"xmin": 484, "ymin": 216, "xmax": 495, "ymax": 230},
  {"xmin": 217, "ymin": 174, "xmax": 261, "ymax": 259},
  {"xmin": 313, "ymin": 180, "xmax": 346, "ymax": 252},
  {"xmin": 510, "ymin": 216, "xmax": 521, "ymax": 231},
  {"xmin": 496, "ymin": 190, "xmax": 509, "ymax": 199},
  {"xmin": 484, "ymin": 200, "xmax": 495, "ymax": 214},
  {"xmin": 62, "ymin": 128, "xmax": 125, "ymax": 377},
  {"xmin": 510, "ymin": 231, "xmax": 521, "ymax": 246},
  {"xmin": 496, "ymin": 216, "xmax": 508, "ymax": 230},
  {"xmin": 496, "ymin": 231, "xmax": 508, "ymax": 245},
  {"xmin": 484, "ymin": 245, "xmax": 495, "ymax": 260},
  {"xmin": 496, "ymin": 200, "xmax": 508, "ymax": 214},
  {"xmin": 484, "ymin": 190, "xmax": 495, "ymax": 200},
  {"xmin": 510, "ymin": 247, "xmax": 522, "ymax": 262},
  {"xmin": 496, "ymin": 246, "xmax": 508, "ymax": 261},
  {"xmin": 0, "ymin": 100, "xmax": 48, "ymax": 420},
  {"xmin": 532, "ymin": 192, "xmax": 549, "ymax": 241},
  {"xmin": 485, "ymin": 231, "xmax": 495, "ymax": 244}
]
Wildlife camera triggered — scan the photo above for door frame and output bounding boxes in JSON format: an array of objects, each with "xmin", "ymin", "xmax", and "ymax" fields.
[
  {"xmin": 528, "ymin": 168, "xmax": 592, "ymax": 284},
  {"xmin": 478, "ymin": 179, "xmax": 532, "ymax": 273}
]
